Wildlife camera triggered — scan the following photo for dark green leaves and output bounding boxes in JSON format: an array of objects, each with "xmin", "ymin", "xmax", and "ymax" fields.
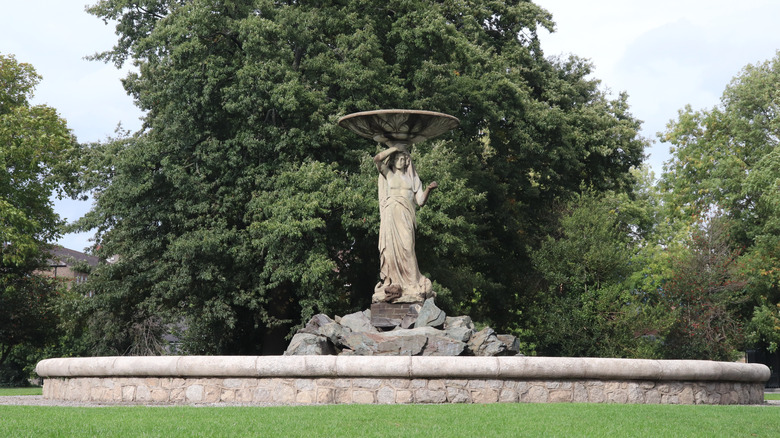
[{"xmin": 76, "ymin": 0, "xmax": 646, "ymax": 353}]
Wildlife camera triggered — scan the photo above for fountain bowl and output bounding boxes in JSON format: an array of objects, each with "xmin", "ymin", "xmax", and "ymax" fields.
[{"xmin": 338, "ymin": 109, "xmax": 459, "ymax": 149}]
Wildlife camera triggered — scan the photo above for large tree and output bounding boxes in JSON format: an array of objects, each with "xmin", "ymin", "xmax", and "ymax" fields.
[
  {"xmin": 1, "ymin": 54, "xmax": 73, "ymax": 375},
  {"xmin": 74, "ymin": 0, "xmax": 645, "ymax": 354},
  {"xmin": 1, "ymin": 54, "xmax": 72, "ymax": 264},
  {"xmin": 661, "ymin": 53, "xmax": 779, "ymax": 227},
  {"xmin": 530, "ymin": 189, "xmax": 649, "ymax": 357},
  {"xmin": 661, "ymin": 52, "xmax": 780, "ymax": 353}
]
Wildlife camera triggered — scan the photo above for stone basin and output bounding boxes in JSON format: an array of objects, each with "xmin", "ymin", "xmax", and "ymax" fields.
[
  {"xmin": 36, "ymin": 356, "xmax": 770, "ymax": 405},
  {"xmin": 337, "ymin": 109, "xmax": 459, "ymax": 149}
]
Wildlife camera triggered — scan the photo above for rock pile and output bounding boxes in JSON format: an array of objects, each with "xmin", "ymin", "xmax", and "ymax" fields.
[{"xmin": 285, "ymin": 299, "xmax": 520, "ymax": 356}]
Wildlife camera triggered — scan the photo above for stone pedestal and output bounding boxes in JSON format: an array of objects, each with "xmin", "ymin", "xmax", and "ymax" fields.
[{"xmin": 370, "ymin": 302, "xmax": 420, "ymax": 329}]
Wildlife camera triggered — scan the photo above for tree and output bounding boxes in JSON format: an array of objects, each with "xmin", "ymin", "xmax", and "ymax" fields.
[
  {"xmin": 73, "ymin": 0, "xmax": 645, "ymax": 354},
  {"xmin": 1, "ymin": 54, "xmax": 73, "ymax": 264},
  {"xmin": 661, "ymin": 52, "xmax": 780, "ymax": 354},
  {"xmin": 660, "ymin": 52, "xmax": 779, "ymax": 228},
  {"xmin": 659, "ymin": 218, "xmax": 747, "ymax": 361},
  {"xmin": 529, "ymin": 187, "xmax": 666, "ymax": 358},
  {"xmin": 1, "ymin": 53, "xmax": 74, "ymax": 380},
  {"xmin": 741, "ymin": 147, "xmax": 780, "ymax": 354},
  {"xmin": 0, "ymin": 272, "xmax": 60, "ymax": 383},
  {"xmin": 740, "ymin": 147, "xmax": 780, "ymax": 301}
]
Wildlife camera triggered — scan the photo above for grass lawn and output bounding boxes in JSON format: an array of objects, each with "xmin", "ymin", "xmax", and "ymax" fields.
[
  {"xmin": 0, "ymin": 387, "xmax": 42, "ymax": 396},
  {"xmin": 765, "ymin": 393, "xmax": 780, "ymax": 400},
  {"xmin": 0, "ymin": 403, "xmax": 779, "ymax": 437}
]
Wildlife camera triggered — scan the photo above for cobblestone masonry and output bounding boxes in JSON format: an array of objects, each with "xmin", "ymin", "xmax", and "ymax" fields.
[
  {"xmin": 37, "ymin": 356, "xmax": 770, "ymax": 405},
  {"xmin": 43, "ymin": 377, "xmax": 765, "ymax": 405}
]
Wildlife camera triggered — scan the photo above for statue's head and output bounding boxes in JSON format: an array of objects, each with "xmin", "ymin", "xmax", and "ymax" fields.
[{"xmin": 392, "ymin": 152, "xmax": 410, "ymax": 170}]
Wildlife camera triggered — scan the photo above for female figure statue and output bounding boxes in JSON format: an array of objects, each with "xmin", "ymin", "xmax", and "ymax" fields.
[{"xmin": 372, "ymin": 146, "xmax": 438, "ymax": 303}]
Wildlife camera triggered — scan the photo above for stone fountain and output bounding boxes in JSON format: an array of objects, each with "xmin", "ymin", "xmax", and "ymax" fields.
[
  {"xmin": 34, "ymin": 109, "xmax": 771, "ymax": 406},
  {"xmin": 338, "ymin": 110, "xmax": 459, "ymax": 319}
]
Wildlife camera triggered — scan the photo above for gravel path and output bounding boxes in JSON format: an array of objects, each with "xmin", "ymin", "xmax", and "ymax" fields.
[
  {"xmin": 2, "ymin": 395, "xmax": 779, "ymax": 407},
  {"xmin": 0, "ymin": 396, "xmax": 144, "ymax": 407},
  {"xmin": 0, "ymin": 396, "xmax": 106, "ymax": 407},
  {"xmin": 0, "ymin": 395, "xmax": 291, "ymax": 407}
]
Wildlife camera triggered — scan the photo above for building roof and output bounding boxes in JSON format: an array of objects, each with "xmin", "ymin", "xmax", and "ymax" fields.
[{"xmin": 47, "ymin": 246, "xmax": 100, "ymax": 268}]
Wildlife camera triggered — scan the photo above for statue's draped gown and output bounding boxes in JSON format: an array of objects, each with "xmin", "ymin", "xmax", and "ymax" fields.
[{"xmin": 377, "ymin": 158, "xmax": 429, "ymax": 293}]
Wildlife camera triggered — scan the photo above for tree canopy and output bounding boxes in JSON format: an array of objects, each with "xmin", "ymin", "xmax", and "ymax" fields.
[
  {"xmin": 1, "ymin": 54, "xmax": 73, "ymax": 376},
  {"xmin": 1, "ymin": 54, "xmax": 73, "ymax": 265},
  {"xmin": 661, "ymin": 51, "xmax": 780, "ymax": 356},
  {"xmin": 72, "ymin": 0, "xmax": 646, "ymax": 354}
]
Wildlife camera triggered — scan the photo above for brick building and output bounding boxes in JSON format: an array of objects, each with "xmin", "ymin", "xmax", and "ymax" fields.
[{"xmin": 40, "ymin": 246, "xmax": 100, "ymax": 291}]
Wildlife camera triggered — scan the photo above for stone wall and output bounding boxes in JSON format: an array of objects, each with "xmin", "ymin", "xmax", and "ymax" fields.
[
  {"xmin": 43, "ymin": 376, "xmax": 765, "ymax": 405},
  {"xmin": 36, "ymin": 356, "xmax": 770, "ymax": 405}
]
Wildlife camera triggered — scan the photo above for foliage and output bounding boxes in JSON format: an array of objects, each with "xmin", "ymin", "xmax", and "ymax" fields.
[
  {"xmin": 71, "ymin": 0, "xmax": 646, "ymax": 354},
  {"xmin": 746, "ymin": 301, "xmax": 780, "ymax": 353},
  {"xmin": 524, "ymin": 51, "xmax": 780, "ymax": 360},
  {"xmin": 660, "ymin": 52, "xmax": 779, "ymax": 229},
  {"xmin": 530, "ymin": 189, "xmax": 666, "ymax": 358},
  {"xmin": 658, "ymin": 218, "xmax": 747, "ymax": 361},
  {"xmin": 660, "ymin": 51, "xmax": 780, "ymax": 354},
  {"xmin": 740, "ymin": 147, "xmax": 780, "ymax": 301},
  {"xmin": 0, "ymin": 343, "xmax": 47, "ymax": 387},
  {"xmin": 0, "ymin": 273, "xmax": 60, "ymax": 369},
  {"xmin": 1, "ymin": 54, "xmax": 73, "ymax": 263},
  {"xmin": 0, "ymin": 54, "xmax": 75, "ymax": 383}
]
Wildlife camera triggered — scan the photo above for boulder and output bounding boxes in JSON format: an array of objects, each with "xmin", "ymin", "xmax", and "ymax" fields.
[
  {"xmin": 342, "ymin": 332, "xmax": 426, "ymax": 356},
  {"xmin": 284, "ymin": 333, "xmax": 337, "ymax": 355},
  {"xmin": 320, "ymin": 322, "xmax": 351, "ymax": 347},
  {"xmin": 444, "ymin": 326, "xmax": 474, "ymax": 343},
  {"xmin": 299, "ymin": 313, "xmax": 336, "ymax": 334},
  {"xmin": 400, "ymin": 304, "xmax": 421, "ymax": 329},
  {"xmin": 371, "ymin": 316, "xmax": 403, "ymax": 329},
  {"xmin": 284, "ymin": 308, "xmax": 518, "ymax": 357},
  {"xmin": 416, "ymin": 298, "xmax": 446, "ymax": 328},
  {"xmin": 339, "ymin": 310, "xmax": 378, "ymax": 333},
  {"xmin": 496, "ymin": 334, "xmax": 520, "ymax": 356},
  {"xmin": 467, "ymin": 327, "xmax": 507, "ymax": 356},
  {"xmin": 390, "ymin": 326, "xmax": 440, "ymax": 336},
  {"xmin": 298, "ymin": 314, "xmax": 351, "ymax": 348},
  {"xmin": 444, "ymin": 315, "xmax": 474, "ymax": 330},
  {"xmin": 421, "ymin": 335, "xmax": 466, "ymax": 356},
  {"xmin": 406, "ymin": 327, "xmax": 467, "ymax": 356},
  {"xmin": 369, "ymin": 327, "xmax": 467, "ymax": 356}
]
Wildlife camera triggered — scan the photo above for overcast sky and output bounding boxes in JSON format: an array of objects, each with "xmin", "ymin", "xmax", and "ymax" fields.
[{"xmin": 3, "ymin": 1, "xmax": 780, "ymax": 252}]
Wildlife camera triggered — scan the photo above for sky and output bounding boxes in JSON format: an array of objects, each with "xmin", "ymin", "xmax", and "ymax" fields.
[
  {"xmin": 2, "ymin": 1, "xmax": 780, "ymax": 252},
  {"xmin": 2, "ymin": 1, "xmax": 143, "ymax": 252}
]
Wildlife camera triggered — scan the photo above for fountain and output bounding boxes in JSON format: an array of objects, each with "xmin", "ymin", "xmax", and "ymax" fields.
[
  {"xmin": 35, "ymin": 109, "xmax": 770, "ymax": 405},
  {"xmin": 339, "ymin": 110, "xmax": 458, "ymax": 310}
]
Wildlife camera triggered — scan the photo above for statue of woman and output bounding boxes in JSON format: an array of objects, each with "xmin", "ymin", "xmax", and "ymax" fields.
[{"xmin": 372, "ymin": 146, "xmax": 438, "ymax": 303}]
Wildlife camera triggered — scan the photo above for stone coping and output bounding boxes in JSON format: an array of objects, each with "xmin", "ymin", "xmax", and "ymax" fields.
[{"xmin": 36, "ymin": 356, "xmax": 770, "ymax": 383}]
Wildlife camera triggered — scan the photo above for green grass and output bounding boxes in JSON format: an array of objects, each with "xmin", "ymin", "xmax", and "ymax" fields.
[
  {"xmin": 0, "ymin": 403, "xmax": 779, "ymax": 437},
  {"xmin": 765, "ymin": 393, "xmax": 780, "ymax": 400},
  {"xmin": 0, "ymin": 387, "xmax": 42, "ymax": 396}
]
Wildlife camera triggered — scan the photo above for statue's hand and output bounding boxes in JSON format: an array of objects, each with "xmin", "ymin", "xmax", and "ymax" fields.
[{"xmin": 428, "ymin": 181, "xmax": 438, "ymax": 190}]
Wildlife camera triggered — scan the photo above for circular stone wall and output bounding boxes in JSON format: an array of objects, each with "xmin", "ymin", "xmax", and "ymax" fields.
[{"xmin": 36, "ymin": 356, "xmax": 770, "ymax": 405}]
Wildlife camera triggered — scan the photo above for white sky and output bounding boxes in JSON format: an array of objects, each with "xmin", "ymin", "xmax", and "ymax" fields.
[
  {"xmin": 2, "ymin": 1, "xmax": 780, "ymax": 252},
  {"xmin": 535, "ymin": 0, "xmax": 780, "ymax": 169}
]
